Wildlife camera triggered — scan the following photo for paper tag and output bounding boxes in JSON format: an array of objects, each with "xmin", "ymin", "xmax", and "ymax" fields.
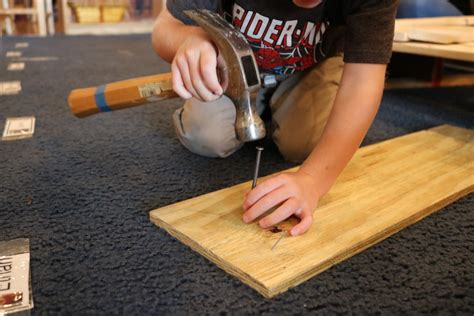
[
  {"xmin": 6, "ymin": 51, "xmax": 21, "ymax": 58},
  {"xmin": 0, "ymin": 254, "xmax": 29, "ymax": 312},
  {"xmin": 138, "ymin": 82, "xmax": 173, "ymax": 102},
  {"xmin": 0, "ymin": 239, "xmax": 33, "ymax": 315},
  {"xmin": 0, "ymin": 82, "xmax": 21, "ymax": 95},
  {"xmin": 7, "ymin": 63, "xmax": 25, "ymax": 71},
  {"xmin": 2, "ymin": 117, "xmax": 35, "ymax": 141},
  {"xmin": 138, "ymin": 83, "xmax": 161, "ymax": 98},
  {"xmin": 15, "ymin": 43, "xmax": 29, "ymax": 48}
]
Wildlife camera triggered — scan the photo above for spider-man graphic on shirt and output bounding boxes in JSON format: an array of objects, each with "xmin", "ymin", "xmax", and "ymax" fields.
[{"xmin": 230, "ymin": 3, "xmax": 328, "ymax": 75}]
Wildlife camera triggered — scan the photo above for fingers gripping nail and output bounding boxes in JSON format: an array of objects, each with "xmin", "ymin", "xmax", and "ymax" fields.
[{"xmin": 291, "ymin": 212, "xmax": 313, "ymax": 236}]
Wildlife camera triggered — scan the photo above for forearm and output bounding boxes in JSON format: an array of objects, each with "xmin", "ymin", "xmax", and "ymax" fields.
[
  {"xmin": 151, "ymin": 9, "xmax": 210, "ymax": 63},
  {"xmin": 299, "ymin": 63, "xmax": 387, "ymax": 197}
]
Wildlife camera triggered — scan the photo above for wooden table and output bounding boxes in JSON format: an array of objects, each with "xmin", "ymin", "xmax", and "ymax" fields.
[
  {"xmin": 390, "ymin": 16, "xmax": 474, "ymax": 88},
  {"xmin": 393, "ymin": 16, "xmax": 474, "ymax": 61},
  {"xmin": 393, "ymin": 41, "xmax": 473, "ymax": 62}
]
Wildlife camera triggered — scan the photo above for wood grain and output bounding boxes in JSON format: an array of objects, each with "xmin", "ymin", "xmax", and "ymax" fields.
[{"xmin": 150, "ymin": 125, "xmax": 474, "ymax": 298}]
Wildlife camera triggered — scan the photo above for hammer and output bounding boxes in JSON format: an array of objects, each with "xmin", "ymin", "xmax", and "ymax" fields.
[{"xmin": 68, "ymin": 10, "xmax": 266, "ymax": 142}]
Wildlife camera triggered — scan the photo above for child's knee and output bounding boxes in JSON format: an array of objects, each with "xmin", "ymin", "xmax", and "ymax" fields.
[{"xmin": 173, "ymin": 96, "xmax": 243, "ymax": 158}]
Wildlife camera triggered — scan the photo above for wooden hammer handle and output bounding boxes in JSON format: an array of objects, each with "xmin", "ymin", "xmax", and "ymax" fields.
[{"xmin": 68, "ymin": 73, "xmax": 178, "ymax": 118}]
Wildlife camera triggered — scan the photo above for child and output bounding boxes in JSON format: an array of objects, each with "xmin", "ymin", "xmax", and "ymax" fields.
[{"xmin": 152, "ymin": 0, "xmax": 398, "ymax": 236}]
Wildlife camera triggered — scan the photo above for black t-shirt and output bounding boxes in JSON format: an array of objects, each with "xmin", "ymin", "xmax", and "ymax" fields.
[{"xmin": 167, "ymin": 0, "xmax": 398, "ymax": 75}]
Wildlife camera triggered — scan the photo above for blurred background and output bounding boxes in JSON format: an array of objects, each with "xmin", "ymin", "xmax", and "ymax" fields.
[
  {"xmin": 0, "ymin": 0, "xmax": 164, "ymax": 35},
  {"xmin": 0, "ymin": 0, "xmax": 472, "ymax": 36}
]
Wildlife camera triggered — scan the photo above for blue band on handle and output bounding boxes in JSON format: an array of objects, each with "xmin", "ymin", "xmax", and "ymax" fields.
[{"xmin": 95, "ymin": 85, "xmax": 112, "ymax": 112}]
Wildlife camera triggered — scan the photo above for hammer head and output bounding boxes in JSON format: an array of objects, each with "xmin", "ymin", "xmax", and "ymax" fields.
[{"xmin": 185, "ymin": 9, "xmax": 266, "ymax": 143}]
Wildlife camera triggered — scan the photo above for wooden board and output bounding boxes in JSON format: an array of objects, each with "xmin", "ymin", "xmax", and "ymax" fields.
[
  {"xmin": 393, "ymin": 41, "xmax": 474, "ymax": 62},
  {"xmin": 408, "ymin": 27, "xmax": 474, "ymax": 44},
  {"xmin": 395, "ymin": 16, "xmax": 474, "ymax": 27},
  {"xmin": 150, "ymin": 125, "xmax": 474, "ymax": 298},
  {"xmin": 395, "ymin": 25, "xmax": 474, "ymax": 44}
]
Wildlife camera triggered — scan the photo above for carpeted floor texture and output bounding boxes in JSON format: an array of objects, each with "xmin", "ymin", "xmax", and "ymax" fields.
[{"xmin": 0, "ymin": 35, "xmax": 473, "ymax": 314}]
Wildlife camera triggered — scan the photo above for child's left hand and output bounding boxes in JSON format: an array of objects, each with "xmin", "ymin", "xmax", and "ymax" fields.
[{"xmin": 242, "ymin": 170, "xmax": 320, "ymax": 236}]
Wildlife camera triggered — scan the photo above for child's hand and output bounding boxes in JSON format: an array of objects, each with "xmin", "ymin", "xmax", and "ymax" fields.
[
  {"xmin": 242, "ymin": 170, "xmax": 320, "ymax": 236},
  {"xmin": 171, "ymin": 34, "xmax": 224, "ymax": 102}
]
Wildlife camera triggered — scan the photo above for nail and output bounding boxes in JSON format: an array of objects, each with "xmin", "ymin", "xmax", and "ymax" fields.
[
  {"xmin": 252, "ymin": 147, "xmax": 264, "ymax": 189},
  {"xmin": 271, "ymin": 232, "xmax": 287, "ymax": 251}
]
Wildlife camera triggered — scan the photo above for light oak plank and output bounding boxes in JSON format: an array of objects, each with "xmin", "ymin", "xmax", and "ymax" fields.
[
  {"xmin": 396, "ymin": 16, "xmax": 474, "ymax": 27},
  {"xmin": 150, "ymin": 125, "xmax": 474, "ymax": 298},
  {"xmin": 393, "ymin": 41, "xmax": 474, "ymax": 62},
  {"xmin": 407, "ymin": 27, "xmax": 474, "ymax": 44},
  {"xmin": 395, "ymin": 25, "xmax": 474, "ymax": 44}
]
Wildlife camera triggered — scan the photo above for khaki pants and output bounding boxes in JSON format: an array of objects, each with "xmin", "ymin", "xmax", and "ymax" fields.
[{"xmin": 173, "ymin": 55, "xmax": 344, "ymax": 162}]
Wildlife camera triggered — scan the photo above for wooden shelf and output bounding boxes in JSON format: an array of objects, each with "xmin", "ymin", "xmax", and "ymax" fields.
[
  {"xmin": 0, "ymin": 0, "xmax": 51, "ymax": 36},
  {"xmin": 0, "ymin": 8, "xmax": 36, "ymax": 15}
]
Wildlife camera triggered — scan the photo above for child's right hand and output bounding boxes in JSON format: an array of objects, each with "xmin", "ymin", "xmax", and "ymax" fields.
[{"xmin": 171, "ymin": 34, "xmax": 225, "ymax": 102}]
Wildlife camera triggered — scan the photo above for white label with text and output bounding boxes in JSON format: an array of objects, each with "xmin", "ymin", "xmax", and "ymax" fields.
[
  {"xmin": 2, "ymin": 117, "xmax": 35, "ymax": 141},
  {"xmin": 0, "ymin": 81, "xmax": 21, "ymax": 95},
  {"xmin": 7, "ymin": 63, "xmax": 25, "ymax": 71},
  {"xmin": 0, "ymin": 253, "xmax": 30, "ymax": 312}
]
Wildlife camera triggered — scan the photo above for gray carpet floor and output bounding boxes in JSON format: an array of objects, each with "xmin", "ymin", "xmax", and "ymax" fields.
[{"xmin": 0, "ymin": 35, "xmax": 473, "ymax": 314}]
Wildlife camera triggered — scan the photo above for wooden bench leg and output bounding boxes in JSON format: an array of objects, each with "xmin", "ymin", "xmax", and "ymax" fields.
[
  {"xmin": 45, "ymin": 0, "xmax": 54, "ymax": 34},
  {"xmin": 1, "ymin": 0, "xmax": 13, "ymax": 35},
  {"xmin": 35, "ymin": 0, "xmax": 47, "ymax": 36},
  {"xmin": 431, "ymin": 58, "xmax": 445, "ymax": 87}
]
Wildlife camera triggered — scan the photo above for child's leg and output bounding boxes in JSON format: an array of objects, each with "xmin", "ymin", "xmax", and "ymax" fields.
[
  {"xmin": 172, "ymin": 96, "xmax": 244, "ymax": 158},
  {"xmin": 270, "ymin": 55, "xmax": 344, "ymax": 162},
  {"xmin": 173, "ymin": 90, "xmax": 268, "ymax": 158}
]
